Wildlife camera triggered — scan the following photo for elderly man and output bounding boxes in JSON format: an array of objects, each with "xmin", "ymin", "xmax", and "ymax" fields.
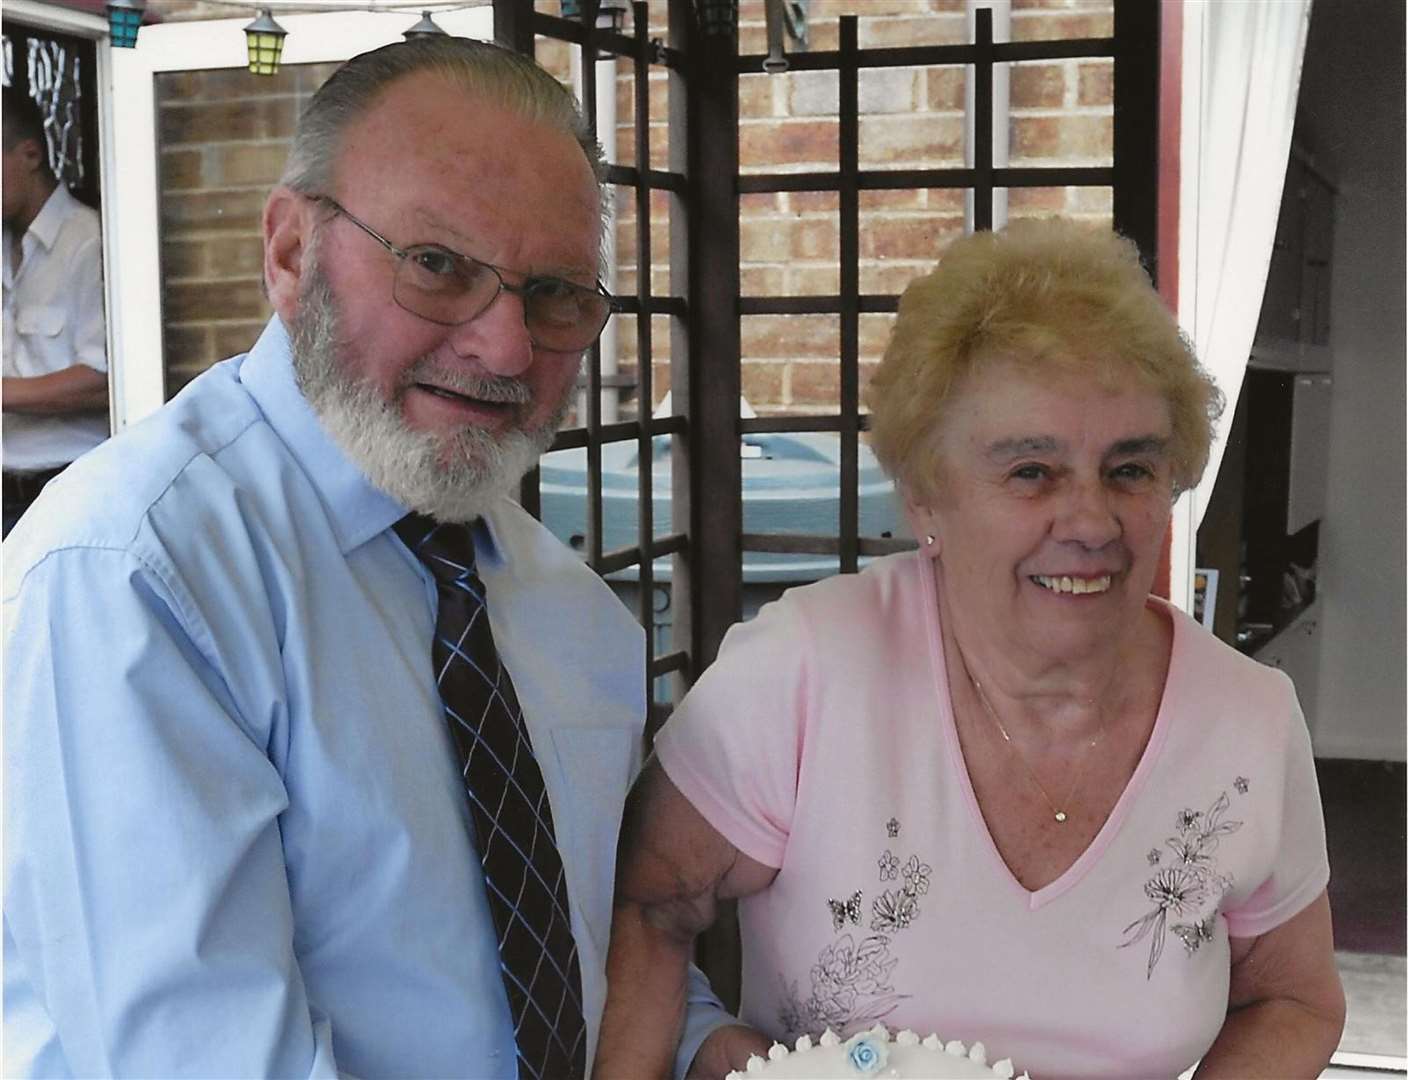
[{"xmin": 4, "ymin": 38, "xmax": 728, "ymax": 1079}]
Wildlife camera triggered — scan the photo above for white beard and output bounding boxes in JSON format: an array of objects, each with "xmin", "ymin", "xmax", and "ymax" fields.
[{"xmin": 289, "ymin": 265, "xmax": 570, "ymax": 524}]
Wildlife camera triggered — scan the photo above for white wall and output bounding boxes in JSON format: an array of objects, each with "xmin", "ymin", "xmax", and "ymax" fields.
[{"xmin": 1296, "ymin": 0, "xmax": 1406, "ymax": 760}]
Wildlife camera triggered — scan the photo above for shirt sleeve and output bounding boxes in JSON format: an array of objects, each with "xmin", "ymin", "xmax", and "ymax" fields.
[
  {"xmin": 653, "ymin": 594, "xmax": 811, "ymax": 870},
  {"xmin": 1222, "ymin": 688, "xmax": 1331, "ymax": 939},
  {"xmin": 3, "ymin": 547, "xmax": 337, "ymax": 1077},
  {"xmin": 69, "ymin": 234, "xmax": 107, "ymax": 373},
  {"xmin": 674, "ymin": 963, "xmax": 736, "ymax": 1080}
]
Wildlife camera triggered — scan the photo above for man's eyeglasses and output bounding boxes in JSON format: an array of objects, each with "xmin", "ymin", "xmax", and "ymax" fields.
[{"xmin": 308, "ymin": 195, "xmax": 618, "ymax": 353}]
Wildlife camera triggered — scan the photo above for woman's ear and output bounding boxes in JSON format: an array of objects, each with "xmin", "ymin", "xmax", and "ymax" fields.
[
  {"xmin": 263, "ymin": 187, "xmax": 312, "ymax": 325},
  {"xmin": 899, "ymin": 482, "xmax": 941, "ymax": 559}
]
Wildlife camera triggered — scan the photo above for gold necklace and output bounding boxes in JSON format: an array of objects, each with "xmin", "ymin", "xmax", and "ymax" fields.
[{"xmin": 960, "ymin": 653, "xmax": 1112, "ymax": 825}]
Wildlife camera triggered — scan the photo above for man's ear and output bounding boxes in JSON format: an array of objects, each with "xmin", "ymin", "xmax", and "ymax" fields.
[{"xmin": 263, "ymin": 186, "xmax": 312, "ymax": 324}]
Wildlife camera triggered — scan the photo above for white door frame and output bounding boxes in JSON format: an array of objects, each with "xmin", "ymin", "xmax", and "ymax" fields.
[{"xmin": 99, "ymin": 5, "xmax": 494, "ymax": 432}]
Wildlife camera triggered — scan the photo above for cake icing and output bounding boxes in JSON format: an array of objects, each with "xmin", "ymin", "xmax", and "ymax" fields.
[{"xmin": 725, "ymin": 1025, "xmax": 1029, "ymax": 1080}]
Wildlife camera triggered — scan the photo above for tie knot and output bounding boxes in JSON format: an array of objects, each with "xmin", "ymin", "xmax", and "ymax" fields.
[{"xmin": 393, "ymin": 513, "xmax": 478, "ymax": 587}]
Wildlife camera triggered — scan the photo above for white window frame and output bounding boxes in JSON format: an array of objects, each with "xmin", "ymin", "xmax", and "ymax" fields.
[{"xmin": 91, "ymin": 5, "xmax": 493, "ymax": 432}]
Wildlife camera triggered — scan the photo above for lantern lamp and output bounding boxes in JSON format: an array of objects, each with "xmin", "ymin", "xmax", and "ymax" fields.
[
  {"xmin": 244, "ymin": 8, "xmax": 288, "ymax": 77},
  {"xmin": 106, "ymin": 0, "xmax": 145, "ymax": 49},
  {"xmin": 403, "ymin": 11, "xmax": 448, "ymax": 38}
]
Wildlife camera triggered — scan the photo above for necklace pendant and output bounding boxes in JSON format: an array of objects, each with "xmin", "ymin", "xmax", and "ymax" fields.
[{"xmin": 1054, "ymin": 810, "xmax": 1068, "ymax": 823}]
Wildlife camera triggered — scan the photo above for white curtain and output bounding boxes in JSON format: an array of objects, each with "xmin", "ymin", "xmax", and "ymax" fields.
[{"xmin": 1181, "ymin": 0, "xmax": 1313, "ymax": 530}]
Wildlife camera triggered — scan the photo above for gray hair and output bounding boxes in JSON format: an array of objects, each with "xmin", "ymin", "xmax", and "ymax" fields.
[{"xmin": 280, "ymin": 36, "xmax": 605, "ymax": 205}]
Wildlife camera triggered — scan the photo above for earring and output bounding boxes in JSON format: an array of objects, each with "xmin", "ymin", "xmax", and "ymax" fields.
[{"xmin": 925, "ymin": 534, "xmax": 936, "ymax": 546}]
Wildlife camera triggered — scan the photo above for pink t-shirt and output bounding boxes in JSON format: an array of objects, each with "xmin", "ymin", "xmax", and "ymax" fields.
[{"xmin": 655, "ymin": 552, "xmax": 1328, "ymax": 1080}]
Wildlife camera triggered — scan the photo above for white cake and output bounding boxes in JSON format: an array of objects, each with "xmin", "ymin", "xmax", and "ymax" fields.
[{"xmin": 725, "ymin": 1024, "xmax": 1029, "ymax": 1080}]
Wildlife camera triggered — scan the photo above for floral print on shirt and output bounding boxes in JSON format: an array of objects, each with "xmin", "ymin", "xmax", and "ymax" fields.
[
  {"xmin": 777, "ymin": 819, "xmax": 925, "ymax": 1040},
  {"xmin": 1120, "ymin": 785, "xmax": 1245, "ymax": 979}
]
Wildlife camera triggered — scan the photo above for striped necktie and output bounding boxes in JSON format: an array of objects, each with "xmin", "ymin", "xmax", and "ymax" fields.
[{"xmin": 395, "ymin": 514, "xmax": 586, "ymax": 1080}]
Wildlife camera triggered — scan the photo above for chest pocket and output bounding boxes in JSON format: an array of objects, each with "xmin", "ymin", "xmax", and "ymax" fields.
[{"xmin": 17, "ymin": 306, "xmax": 66, "ymax": 338}]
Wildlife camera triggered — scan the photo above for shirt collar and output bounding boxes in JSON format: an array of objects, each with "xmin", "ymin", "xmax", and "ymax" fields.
[
  {"xmin": 239, "ymin": 316, "xmax": 407, "ymax": 555},
  {"xmin": 471, "ymin": 510, "xmax": 508, "ymax": 572},
  {"xmin": 25, "ymin": 185, "xmax": 78, "ymax": 252}
]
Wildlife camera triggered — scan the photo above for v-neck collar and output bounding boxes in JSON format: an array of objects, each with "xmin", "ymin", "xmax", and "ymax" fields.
[{"xmin": 917, "ymin": 554, "xmax": 1182, "ymax": 910}]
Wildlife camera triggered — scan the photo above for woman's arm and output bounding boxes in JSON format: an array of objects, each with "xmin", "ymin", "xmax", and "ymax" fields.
[
  {"xmin": 594, "ymin": 760, "xmax": 777, "ymax": 1080},
  {"xmin": 1193, "ymin": 890, "xmax": 1345, "ymax": 1078}
]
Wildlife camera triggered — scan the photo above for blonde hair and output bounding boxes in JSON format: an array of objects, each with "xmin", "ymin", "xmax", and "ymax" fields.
[{"xmin": 864, "ymin": 218, "xmax": 1223, "ymax": 503}]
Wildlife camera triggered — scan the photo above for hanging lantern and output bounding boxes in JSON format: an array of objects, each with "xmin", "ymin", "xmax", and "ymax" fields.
[
  {"xmin": 244, "ymin": 8, "xmax": 288, "ymax": 77},
  {"xmin": 106, "ymin": 0, "xmax": 145, "ymax": 49},
  {"xmin": 403, "ymin": 11, "xmax": 448, "ymax": 38}
]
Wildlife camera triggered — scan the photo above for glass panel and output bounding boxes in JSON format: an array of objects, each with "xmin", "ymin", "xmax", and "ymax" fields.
[
  {"xmin": 856, "ymin": 4, "xmax": 970, "ymax": 48},
  {"xmin": 741, "ymin": 313, "xmax": 840, "ymax": 417},
  {"xmin": 611, "ymin": 182, "xmax": 677, "ymax": 303},
  {"xmin": 639, "ymin": 312, "xmax": 680, "ymax": 420},
  {"xmin": 592, "ymin": 53, "xmax": 627, "ymax": 167},
  {"xmin": 1005, "ymin": 60, "xmax": 1114, "ymax": 168},
  {"xmin": 648, "ymin": 56, "xmax": 673, "ymax": 174},
  {"xmin": 740, "ymin": 190, "xmax": 839, "ymax": 297},
  {"xmin": 858, "ymin": 188, "xmax": 964, "ymax": 296},
  {"xmin": 858, "ymin": 64, "xmax": 924, "ymax": 120},
  {"xmin": 850, "ymin": 100, "xmax": 963, "ymax": 173},
  {"xmin": 614, "ymin": 311, "xmax": 676, "ymax": 422},
  {"xmin": 573, "ymin": 304, "xmax": 636, "ymax": 428},
  {"xmin": 611, "ymin": 50, "xmax": 639, "ymax": 169},
  {"xmin": 1002, "ymin": 185, "xmax": 1113, "ymax": 227},
  {"xmin": 739, "ymin": 1, "xmax": 970, "ymax": 56},
  {"xmin": 534, "ymin": 33, "xmax": 574, "ymax": 99},
  {"xmin": 859, "ymin": 312, "xmax": 895, "ymax": 418},
  {"xmin": 740, "ymin": 68, "xmax": 839, "ymax": 172},
  {"xmin": 608, "ymin": 179, "xmax": 638, "ymax": 323},
  {"xmin": 740, "ymin": 424, "xmax": 841, "ymax": 606},
  {"xmin": 855, "ymin": 435, "xmax": 906, "ymax": 546},
  {"xmin": 1010, "ymin": 0, "xmax": 1115, "ymax": 42}
]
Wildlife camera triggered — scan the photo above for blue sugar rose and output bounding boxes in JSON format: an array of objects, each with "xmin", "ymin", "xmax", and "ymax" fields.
[{"xmin": 844, "ymin": 1034, "xmax": 889, "ymax": 1075}]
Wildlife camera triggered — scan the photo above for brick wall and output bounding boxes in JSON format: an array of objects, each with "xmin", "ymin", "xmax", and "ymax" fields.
[
  {"xmin": 157, "ymin": 62, "xmax": 338, "ymax": 391},
  {"xmin": 605, "ymin": 0, "xmax": 1115, "ymax": 417},
  {"xmin": 152, "ymin": 0, "xmax": 1113, "ymax": 411}
]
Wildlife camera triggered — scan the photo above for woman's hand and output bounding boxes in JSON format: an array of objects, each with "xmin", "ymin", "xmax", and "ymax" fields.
[
  {"xmin": 1193, "ymin": 890, "xmax": 1345, "ymax": 1078},
  {"xmin": 686, "ymin": 1024, "xmax": 775, "ymax": 1079},
  {"xmin": 593, "ymin": 760, "xmax": 778, "ymax": 1080}
]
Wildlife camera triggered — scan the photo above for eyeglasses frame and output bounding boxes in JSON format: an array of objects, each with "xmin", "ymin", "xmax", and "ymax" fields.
[{"xmin": 305, "ymin": 193, "xmax": 619, "ymax": 352}]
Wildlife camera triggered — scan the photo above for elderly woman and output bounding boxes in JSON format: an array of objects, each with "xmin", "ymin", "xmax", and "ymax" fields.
[{"xmin": 594, "ymin": 219, "xmax": 1345, "ymax": 1080}]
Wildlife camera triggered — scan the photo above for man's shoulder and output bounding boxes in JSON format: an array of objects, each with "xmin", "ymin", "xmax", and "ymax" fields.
[
  {"xmin": 4, "ymin": 359, "xmax": 280, "ymax": 585},
  {"xmin": 53, "ymin": 190, "xmax": 102, "ymax": 249}
]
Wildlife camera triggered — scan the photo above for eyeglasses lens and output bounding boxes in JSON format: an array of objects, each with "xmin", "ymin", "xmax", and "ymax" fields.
[{"xmin": 392, "ymin": 246, "xmax": 610, "ymax": 351}]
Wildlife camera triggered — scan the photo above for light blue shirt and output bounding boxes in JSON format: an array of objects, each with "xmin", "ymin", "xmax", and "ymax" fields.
[{"xmin": 3, "ymin": 318, "xmax": 729, "ymax": 1078}]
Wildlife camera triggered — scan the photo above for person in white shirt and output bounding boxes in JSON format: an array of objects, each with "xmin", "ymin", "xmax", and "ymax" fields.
[{"xmin": 2, "ymin": 87, "xmax": 108, "ymax": 536}]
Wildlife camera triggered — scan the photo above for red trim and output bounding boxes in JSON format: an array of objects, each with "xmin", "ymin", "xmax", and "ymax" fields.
[{"xmin": 1153, "ymin": 0, "xmax": 1184, "ymax": 601}]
